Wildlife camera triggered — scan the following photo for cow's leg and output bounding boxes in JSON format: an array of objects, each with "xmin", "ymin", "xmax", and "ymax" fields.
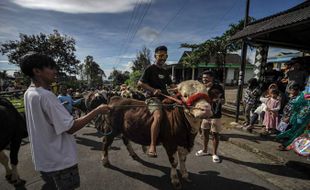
[
  {"xmin": 0, "ymin": 151, "xmax": 12, "ymax": 180},
  {"xmin": 10, "ymin": 165, "xmax": 21, "ymax": 185},
  {"xmin": 121, "ymin": 136, "xmax": 138, "ymax": 160},
  {"xmin": 177, "ymin": 147, "xmax": 191, "ymax": 182},
  {"xmin": 141, "ymin": 145, "xmax": 147, "ymax": 154},
  {"xmin": 167, "ymin": 150, "xmax": 181, "ymax": 190},
  {"xmin": 101, "ymin": 135, "xmax": 114, "ymax": 167},
  {"xmin": 9, "ymin": 137, "xmax": 23, "ymax": 185}
]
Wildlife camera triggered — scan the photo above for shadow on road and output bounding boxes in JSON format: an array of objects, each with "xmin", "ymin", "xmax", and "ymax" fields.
[
  {"xmin": 75, "ymin": 136, "xmax": 121, "ymax": 151},
  {"xmin": 221, "ymin": 133, "xmax": 276, "ymax": 144},
  {"xmin": 106, "ymin": 157, "xmax": 270, "ymax": 190},
  {"xmin": 222, "ymin": 156, "xmax": 310, "ymax": 180},
  {"xmin": 82, "ymin": 131, "xmax": 104, "ymax": 138}
]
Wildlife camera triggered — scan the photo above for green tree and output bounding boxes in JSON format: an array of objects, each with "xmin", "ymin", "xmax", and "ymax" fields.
[
  {"xmin": 0, "ymin": 70, "xmax": 8, "ymax": 79},
  {"xmin": 131, "ymin": 47, "xmax": 151, "ymax": 72},
  {"xmin": 83, "ymin": 55, "xmax": 105, "ymax": 87},
  {"xmin": 108, "ymin": 68, "xmax": 130, "ymax": 86},
  {"xmin": 125, "ymin": 70, "xmax": 142, "ymax": 88},
  {"xmin": 0, "ymin": 30, "xmax": 80, "ymax": 74},
  {"xmin": 180, "ymin": 17, "xmax": 255, "ymax": 82}
]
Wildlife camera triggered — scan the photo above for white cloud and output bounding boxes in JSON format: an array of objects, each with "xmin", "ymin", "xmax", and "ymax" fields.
[
  {"xmin": 120, "ymin": 54, "xmax": 135, "ymax": 59},
  {"xmin": 12, "ymin": 0, "xmax": 151, "ymax": 14},
  {"xmin": 166, "ymin": 60, "xmax": 177, "ymax": 65},
  {"xmin": 137, "ymin": 27, "xmax": 159, "ymax": 42},
  {"xmin": 122, "ymin": 61, "xmax": 132, "ymax": 71}
]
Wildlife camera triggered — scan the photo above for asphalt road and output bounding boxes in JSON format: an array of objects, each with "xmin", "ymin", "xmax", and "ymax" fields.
[{"xmin": 0, "ymin": 125, "xmax": 290, "ymax": 190}]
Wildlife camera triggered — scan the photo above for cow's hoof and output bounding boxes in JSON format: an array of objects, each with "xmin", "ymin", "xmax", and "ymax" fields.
[
  {"xmin": 5, "ymin": 174, "xmax": 12, "ymax": 182},
  {"xmin": 172, "ymin": 182, "xmax": 182, "ymax": 190},
  {"xmin": 142, "ymin": 146, "xmax": 147, "ymax": 153},
  {"xmin": 14, "ymin": 179, "xmax": 26, "ymax": 187}
]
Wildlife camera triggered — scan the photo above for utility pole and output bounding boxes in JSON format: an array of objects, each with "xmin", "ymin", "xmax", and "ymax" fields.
[{"xmin": 236, "ymin": 0, "xmax": 250, "ymax": 122}]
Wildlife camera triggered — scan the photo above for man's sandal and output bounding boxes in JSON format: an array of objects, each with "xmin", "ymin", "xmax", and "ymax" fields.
[
  {"xmin": 212, "ymin": 155, "xmax": 220, "ymax": 163},
  {"xmin": 195, "ymin": 150, "xmax": 209, "ymax": 156}
]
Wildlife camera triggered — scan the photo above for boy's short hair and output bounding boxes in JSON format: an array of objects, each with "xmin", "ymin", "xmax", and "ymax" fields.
[
  {"xmin": 19, "ymin": 52, "xmax": 56, "ymax": 78},
  {"xmin": 202, "ymin": 70, "xmax": 214, "ymax": 77},
  {"xmin": 155, "ymin": 46, "xmax": 168, "ymax": 53}
]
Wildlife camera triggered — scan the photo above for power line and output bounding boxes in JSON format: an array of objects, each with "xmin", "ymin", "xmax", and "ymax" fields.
[
  {"xmin": 204, "ymin": 0, "xmax": 239, "ymax": 38},
  {"xmin": 113, "ymin": 0, "xmax": 141, "ymax": 66},
  {"xmin": 114, "ymin": 0, "xmax": 152, "ymax": 70},
  {"xmin": 149, "ymin": 0, "xmax": 189, "ymax": 46},
  {"xmin": 121, "ymin": 1, "xmax": 152, "ymax": 63}
]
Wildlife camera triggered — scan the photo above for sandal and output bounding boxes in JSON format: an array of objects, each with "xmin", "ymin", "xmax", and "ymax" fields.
[
  {"xmin": 212, "ymin": 155, "xmax": 220, "ymax": 163},
  {"xmin": 195, "ymin": 150, "xmax": 209, "ymax": 157},
  {"xmin": 147, "ymin": 151, "xmax": 157, "ymax": 158}
]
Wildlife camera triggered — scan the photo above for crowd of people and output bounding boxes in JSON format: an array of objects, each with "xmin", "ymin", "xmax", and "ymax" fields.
[
  {"xmin": 242, "ymin": 58, "xmax": 310, "ymax": 153},
  {"xmin": 0, "ymin": 46, "xmax": 308, "ymax": 189}
]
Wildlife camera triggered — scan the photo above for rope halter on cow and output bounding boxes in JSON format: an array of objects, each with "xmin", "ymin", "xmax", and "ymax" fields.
[
  {"xmin": 160, "ymin": 92, "xmax": 210, "ymax": 111},
  {"xmin": 183, "ymin": 93, "xmax": 210, "ymax": 108}
]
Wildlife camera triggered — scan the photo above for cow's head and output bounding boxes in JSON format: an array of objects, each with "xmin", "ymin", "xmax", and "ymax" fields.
[
  {"xmin": 177, "ymin": 80, "xmax": 213, "ymax": 119},
  {"xmin": 84, "ymin": 91, "xmax": 108, "ymax": 111}
]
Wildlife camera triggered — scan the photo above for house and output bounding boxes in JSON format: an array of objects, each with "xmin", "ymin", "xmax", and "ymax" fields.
[
  {"xmin": 267, "ymin": 52, "xmax": 304, "ymax": 70},
  {"xmin": 165, "ymin": 51, "xmax": 254, "ymax": 85}
]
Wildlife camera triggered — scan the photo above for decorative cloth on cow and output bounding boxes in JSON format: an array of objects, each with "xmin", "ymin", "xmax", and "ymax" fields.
[
  {"xmin": 139, "ymin": 64, "xmax": 172, "ymax": 100},
  {"xmin": 277, "ymin": 92, "xmax": 310, "ymax": 147},
  {"xmin": 24, "ymin": 87, "xmax": 77, "ymax": 172}
]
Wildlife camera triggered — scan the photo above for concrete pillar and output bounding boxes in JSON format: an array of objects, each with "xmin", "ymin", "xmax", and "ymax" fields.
[
  {"xmin": 192, "ymin": 67, "xmax": 195, "ymax": 80},
  {"xmin": 182, "ymin": 65, "xmax": 185, "ymax": 81},
  {"xmin": 171, "ymin": 65, "xmax": 175, "ymax": 82}
]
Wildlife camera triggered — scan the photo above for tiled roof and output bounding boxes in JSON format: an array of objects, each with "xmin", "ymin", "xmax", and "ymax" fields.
[{"xmin": 230, "ymin": 1, "xmax": 310, "ymax": 41}]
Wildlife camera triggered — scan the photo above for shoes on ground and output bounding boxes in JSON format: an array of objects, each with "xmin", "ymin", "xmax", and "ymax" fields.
[
  {"xmin": 195, "ymin": 150, "xmax": 209, "ymax": 157},
  {"xmin": 212, "ymin": 155, "xmax": 220, "ymax": 163}
]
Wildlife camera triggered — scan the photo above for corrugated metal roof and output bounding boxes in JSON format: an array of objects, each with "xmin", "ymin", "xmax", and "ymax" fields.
[{"xmin": 230, "ymin": 1, "xmax": 310, "ymax": 41}]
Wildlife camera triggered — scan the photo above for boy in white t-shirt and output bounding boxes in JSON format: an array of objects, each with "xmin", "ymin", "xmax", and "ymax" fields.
[{"xmin": 20, "ymin": 52, "xmax": 110, "ymax": 190}]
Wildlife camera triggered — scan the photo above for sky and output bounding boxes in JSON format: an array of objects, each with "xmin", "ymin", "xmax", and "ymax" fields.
[{"xmin": 0, "ymin": 0, "xmax": 304, "ymax": 77}]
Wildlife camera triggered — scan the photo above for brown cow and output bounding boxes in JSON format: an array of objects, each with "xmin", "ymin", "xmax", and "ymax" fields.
[{"xmin": 100, "ymin": 80, "xmax": 212, "ymax": 189}]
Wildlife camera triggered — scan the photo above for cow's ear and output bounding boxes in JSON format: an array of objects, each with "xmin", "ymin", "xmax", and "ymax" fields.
[{"xmin": 176, "ymin": 84, "xmax": 182, "ymax": 92}]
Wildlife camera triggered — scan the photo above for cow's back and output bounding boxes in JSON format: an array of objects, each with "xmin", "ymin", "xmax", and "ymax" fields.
[{"xmin": 109, "ymin": 97, "xmax": 153, "ymax": 145}]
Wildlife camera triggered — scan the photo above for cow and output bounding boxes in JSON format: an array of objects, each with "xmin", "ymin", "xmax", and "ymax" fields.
[
  {"xmin": 0, "ymin": 97, "xmax": 28, "ymax": 186},
  {"xmin": 100, "ymin": 80, "xmax": 213, "ymax": 189}
]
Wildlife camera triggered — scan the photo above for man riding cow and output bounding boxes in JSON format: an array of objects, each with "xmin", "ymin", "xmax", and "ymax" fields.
[
  {"xmin": 101, "ymin": 80, "xmax": 213, "ymax": 189},
  {"xmin": 138, "ymin": 45, "xmax": 176, "ymax": 158}
]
